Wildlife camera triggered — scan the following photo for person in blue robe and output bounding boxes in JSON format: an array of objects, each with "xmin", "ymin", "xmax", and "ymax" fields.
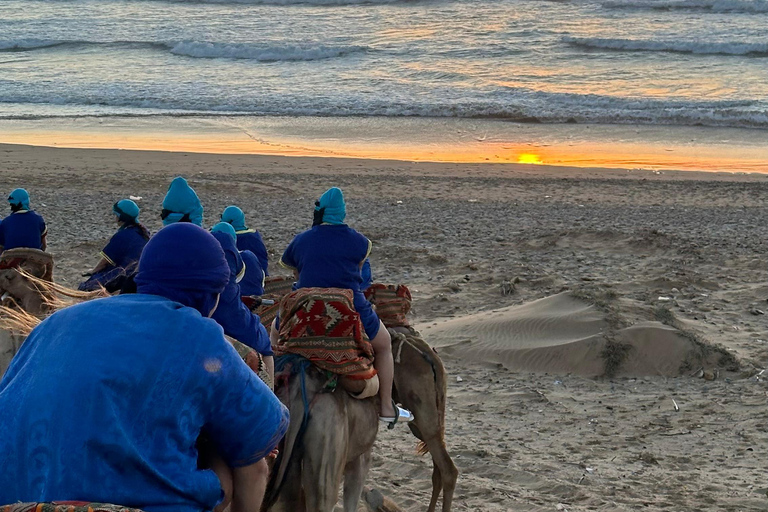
[
  {"xmin": 277, "ymin": 187, "xmax": 412, "ymax": 427},
  {"xmin": 221, "ymin": 206, "xmax": 269, "ymax": 276},
  {"xmin": 0, "ymin": 188, "xmax": 47, "ymax": 253},
  {"xmin": 0, "ymin": 223, "xmax": 289, "ymax": 512},
  {"xmin": 210, "ymin": 222, "xmax": 273, "ymax": 378},
  {"xmin": 158, "ymin": 179, "xmax": 272, "ymax": 367},
  {"xmin": 79, "ymin": 199, "xmax": 150, "ymax": 292},
  {"xmin": 239, "ymin": 249, "xmax": 265, "ymax": 297}
]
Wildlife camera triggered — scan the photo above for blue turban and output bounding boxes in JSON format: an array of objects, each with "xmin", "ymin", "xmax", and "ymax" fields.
[
  {"xmin": 314, "ymin": 187, "xmax": 346, "ymax": 226},
  {"xmin": 221, "ymin": 206, "xmax": 247, "ymax": 232},
  {"xmin": 135, "ymin": 223, "xmax": 229, "ymax": 316},
  {"xmin": 161, "ymin": 177, "xmax": 203, "ymax": 227},
  {"xmin": 8, "ymin": 188, "xmax": 30, "ymax": 211},
  {"xmin": 113, "ymin": 199, "xmax": 140, "ymax": 223},
  {"xmin": 211, "ymin": 221, "xmax": 237, "ymax": 241}
]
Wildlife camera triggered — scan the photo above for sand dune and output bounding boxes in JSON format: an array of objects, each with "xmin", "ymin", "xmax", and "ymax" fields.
[{"xmin": 419, "ymin": 292, "xmax": 726, "ymax": 377}]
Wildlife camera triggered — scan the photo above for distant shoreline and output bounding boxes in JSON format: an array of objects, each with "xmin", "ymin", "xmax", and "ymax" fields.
[{"xmin": 1, "ymin": 115, "xmax": 767, "ymax": 173}]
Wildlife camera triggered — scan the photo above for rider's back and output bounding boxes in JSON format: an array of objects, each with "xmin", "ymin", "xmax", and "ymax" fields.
[
  {"xmin": 0, "ymin": 293, "xmax": 286, "ymax": 512},
  {"xmin": 282, "ymin": 224, "xmax": 370, "ymax": 291},
  {"xmin": 0, "ymin": 210, "xmax": 46, "ymax": 251}
]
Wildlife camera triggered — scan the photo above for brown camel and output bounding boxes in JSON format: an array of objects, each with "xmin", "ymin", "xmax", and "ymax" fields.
[
  {"xmin": 389, "ymin": 326, "xmax": 458, "ymax": 512},
  {"xmin": 266, "ymin": 363, "xmax": 379, "ymax": 512}
]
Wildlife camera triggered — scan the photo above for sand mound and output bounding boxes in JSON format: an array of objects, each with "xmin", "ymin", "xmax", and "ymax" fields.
[{"xmin": 418, "ymin": 292, "xmax": 728, "ymax": 377}]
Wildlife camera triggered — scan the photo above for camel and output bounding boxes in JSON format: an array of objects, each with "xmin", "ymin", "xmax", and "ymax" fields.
[
  {"xmin": 389, "ymin": 326, "xmax": 457, "ymax": 512},
  {"xmin": 266, "ymin": 362, "xmax": 379, "ymax": 512}
]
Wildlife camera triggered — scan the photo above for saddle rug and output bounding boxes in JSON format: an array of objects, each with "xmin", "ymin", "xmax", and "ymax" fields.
[
  {"xmin": 364, "ymin": 283, "xmax": 412, "ymax": 328},
  {"xmin": 0, "ymin": 503, "xmax": 143, "ymax": 512},
  {"xmin": 275, "ymin": 288, "xmax": 375, "ymax": 380}
]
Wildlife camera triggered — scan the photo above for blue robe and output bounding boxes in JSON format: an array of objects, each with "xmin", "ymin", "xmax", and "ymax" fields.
[{"xmin": 0, "ymin": 294, "xmax": 288, "ymax": 512}]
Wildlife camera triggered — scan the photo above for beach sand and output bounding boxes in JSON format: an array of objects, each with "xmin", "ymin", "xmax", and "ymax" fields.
[{"xmin": 2, "ymin": 142, "xmax": 768, "ymax": 511}]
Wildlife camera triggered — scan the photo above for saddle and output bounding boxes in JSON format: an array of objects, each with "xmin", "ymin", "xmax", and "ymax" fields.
[
  {"xmin": 252, "ymin": 275, "xmax": 294, "ymax": 328},
  {"xmin": 0, "ymin": 503, "xmax": 143, "ymax": 512},
  {"xmin": 0, "ymin": 248, "xmax": 55, "ymax": 313},
  {"xmin": 0, "ymin": 248, "xmax": 54, "ymax": 282},
  {"xmin": 274, "ymin": 287, "xmax": 378, "ymax": 398},
  {"xmin": 364, "ymin": 283, "xmax": 412, "ymax": 328}
]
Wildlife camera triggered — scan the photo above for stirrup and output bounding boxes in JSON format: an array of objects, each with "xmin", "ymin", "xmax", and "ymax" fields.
[{"xmin": 379, "ymin": 400, "xmax": 414, "ymax": 430}]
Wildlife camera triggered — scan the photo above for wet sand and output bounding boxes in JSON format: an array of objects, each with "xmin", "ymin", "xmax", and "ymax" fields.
[{"xmin": 2, "ymin": 143, "xmax": 768, "ymax": 511}]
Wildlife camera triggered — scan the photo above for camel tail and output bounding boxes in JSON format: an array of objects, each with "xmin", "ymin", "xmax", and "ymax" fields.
[{"xmin": 416, "ymin": 440, "xmax": 429, "ymax": 456}]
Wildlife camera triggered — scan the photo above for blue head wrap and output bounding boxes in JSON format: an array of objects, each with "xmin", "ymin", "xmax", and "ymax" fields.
[
  {"xmin": 135, "ymin": 223, "xmax": 229, "ymax": 316},
  {"xmin": 8, "ymin": 188, "xmax": 30, "ymax": 212},
  {"xmin": 161, "ymin": 177, "xmax": 203, "ymax": 227},
  {"xmin": 211, "ymin": 221, "xmax": 237, "ymax": 241},
  {"xmin": 212, "ymin": 229, "xmax": 245, "ymax": 283},
  {"xmin": 221, "ymin": 206, "xmax": 247, "ymax": 232},
  {"xmin": 113, "ymin": 199, "xmax": 140, "ymax": 223},
  {"xmin": 314, "ymin": 187, "xmax": 346, "ymax": 226}
]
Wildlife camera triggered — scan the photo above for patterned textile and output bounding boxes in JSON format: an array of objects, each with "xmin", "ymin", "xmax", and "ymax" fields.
[
  {"xmin": 1, "ymin": 503, "xmax": 144, "ymax": 512},
  {"xmin": 228, "ymin": 336, "xmax": 273, "ymax": 390},
  {"xmin": 0, "ymin": 248, "xmax": 54, "ymax": 281},
  {"xmin": 275, "ymin": 288, "xmax": 375, "ymax": 380},
  {"xmin": 364, "ymin": 283, "xmax": 412, "ymax": 328},
  {"xmin": 253, "ymin": 276, "xmax": 295, "ymax": 328},
  {"xmin": 263, "ymin": 276, "xmax": 294, "ymax": 297}
]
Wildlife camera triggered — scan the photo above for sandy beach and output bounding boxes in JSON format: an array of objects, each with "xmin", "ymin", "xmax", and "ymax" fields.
[{"xmin": 2, "ymin": 142, "xmax": 768, "ymax": 511}]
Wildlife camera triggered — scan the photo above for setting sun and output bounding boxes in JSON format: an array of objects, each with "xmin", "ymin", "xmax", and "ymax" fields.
[{"xmin": 517, "ymin": 153, "xmax": 544, "ymax": 165}]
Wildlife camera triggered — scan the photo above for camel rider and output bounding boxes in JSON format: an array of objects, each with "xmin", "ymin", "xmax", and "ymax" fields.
[
  {"xmin": 210, "ymin": 222, "xmax": 273, "ymax": 378},
  {"xmin": 0, "ymin": 188, "xmax": 47, "ymax": 254},
  {"xmin": 239, "ymin": 249, "xmax": 266, "ymax": 297},
  {"xmin": 159, "ymin": 178, "xmax": 272, "ymax": 367},
  {"xmin": 162, "ymin": 176, "xmax": 204, "ymax": 226},
  {"xmin": 221, "ymin": 206, "xmax": 269, "ymax": 276},
  {"xmin": 0, "ymin": 223, "xmax": 289, "ymax": 512},
  {"xmin": 276, "ymin": 187, "xmax": 414, "ymax": 427},
  {"xmin": 79, "ymin": 199, "xmax": 150, "ymax": 292}
]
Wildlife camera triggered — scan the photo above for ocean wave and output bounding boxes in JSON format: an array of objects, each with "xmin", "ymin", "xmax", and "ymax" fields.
[
  {"xmin": 0, "ymin": 39, "xmax": 68, "ymax": 51},
  {"xmin": 563, "ymin": 36, "xmax": 768, "ymax": 55},
  {"xmin": 168, "ymin": 42, "xmax": 367, "ymax": 60},
  {"xmin": 601, "ymin": 0, "xmax": 768, "ymax": 12},
  {"xmin": 113, "ymin": 0, "xmax": 411, "ymax": 5},
  {"xmin": 1, "ymin": 90, "xmax": 767, "ymax": 130},
  {"xmin": 0, "ymin": 39, "xmax": 367, "ymax": 61}
]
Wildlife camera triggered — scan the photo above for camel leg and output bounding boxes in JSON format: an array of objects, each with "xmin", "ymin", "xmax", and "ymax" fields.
[
  {"xmin": 302, "ymin": 411, "xmax": 347, "ymax": 512},
  {"xmin": 342, "ymin": 451, "xmax": 371, "ymax": 512},
  {"xmin": 422, "ymin": 437, "xmax": 458, "ymax": 512}
]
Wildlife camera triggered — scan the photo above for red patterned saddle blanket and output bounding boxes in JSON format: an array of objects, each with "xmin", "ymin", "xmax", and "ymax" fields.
[
  {"xmin": 0, "ymin": 503, "xmax": 143, "ymax": 512},
  {"xmin": 275, "ymin": 288, "xmax": 376, "ymax": 380},
  {"xmin": 364, "ymin": 283, "xmax": 412, "ymax": 328}
]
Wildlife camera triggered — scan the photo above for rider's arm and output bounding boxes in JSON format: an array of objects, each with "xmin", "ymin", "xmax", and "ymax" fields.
[
  {"xmin": 205, "ymin": 339, "xmax": 289, "ymax": 465},
  {"xmin": 39, "ymin": 216, "xmax": 47, "ymax": 251}
]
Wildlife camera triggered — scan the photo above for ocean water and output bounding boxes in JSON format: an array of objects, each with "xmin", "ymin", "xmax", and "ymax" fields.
[
  {"xmin": 1, "ymin": 0, "xmax": 767, "ymax": 168},
  {"xmin": 2, "ymin": 0, "xmax": 768, "ymax": 126}
]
